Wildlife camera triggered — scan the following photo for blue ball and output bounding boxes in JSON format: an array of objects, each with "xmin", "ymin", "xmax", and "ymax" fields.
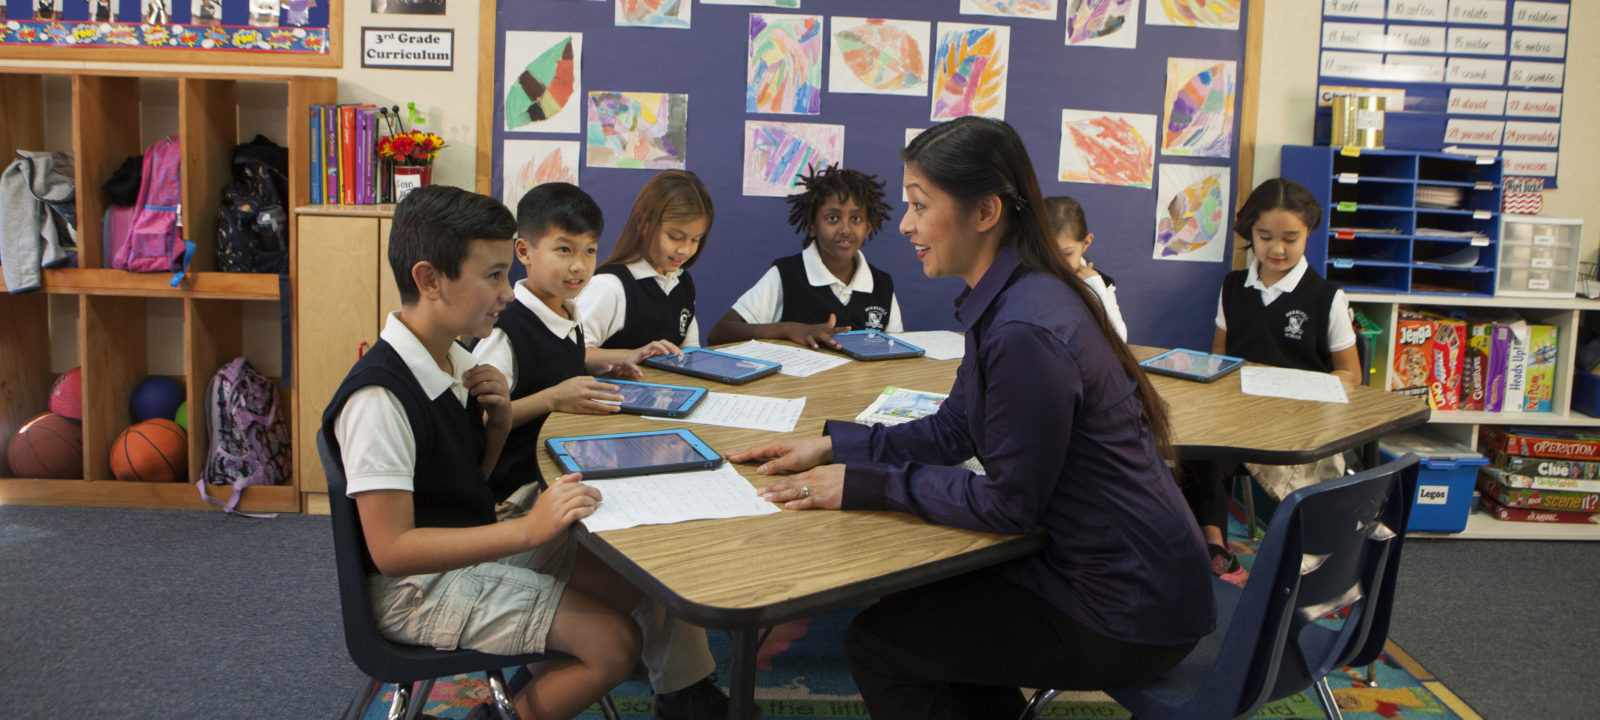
[{"xmin": 130, "ymin": 376, "xmax": 186, "ymax": 424}]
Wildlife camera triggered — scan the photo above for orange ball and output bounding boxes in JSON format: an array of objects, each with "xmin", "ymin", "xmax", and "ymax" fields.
[
  {"xmin": 6, "ymin": 412, "xmax": 83, "ymax": 479},
  {"xmin": 109, "ymin": 418, "xmax": 188, "ymax": 483}
]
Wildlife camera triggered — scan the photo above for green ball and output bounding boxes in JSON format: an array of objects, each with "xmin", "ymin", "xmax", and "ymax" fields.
[{"xmin": 175, "ymin": 401, "xmax": 188, "ymax": 432}]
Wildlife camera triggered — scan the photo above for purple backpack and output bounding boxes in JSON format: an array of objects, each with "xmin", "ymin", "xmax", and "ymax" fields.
[
  {"xmin": 198, "ymin": 357, "xmax": 292, "ymax": 516},
  {"xmin": 114, "ymin": 136, "xmax": 193, "ymax": 285}
]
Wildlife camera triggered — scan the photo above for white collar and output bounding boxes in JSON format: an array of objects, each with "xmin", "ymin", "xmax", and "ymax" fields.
[
  {"xmin": 1244, "ymin": 255, "xmax": 1309, "ymax": 293},
  {"xmin": 514, "ymin": 281, "xmax": 581, "ymax": 340},
  {"xmin": 625, "ymin": 257, "xmax": 682, "ymax": 282},
  {"xmin": 801, "ymin": 242, "xmax": 875, "ymax": 293},
  {"xmin": 380, "ymin": 312, "xmax": 476, "ymax": 402}
]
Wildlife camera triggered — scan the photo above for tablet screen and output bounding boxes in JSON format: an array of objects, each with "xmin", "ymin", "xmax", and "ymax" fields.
[
  {"xmin": 612, "ymin": 382, "xmax": 699, "ymax": 411},
  {"xmin": 1143, "ymin": 349, "xmax": 1236, "ymax": 377},
  {"xmin": 833, "ymin": 332, "xmax": 920, "ymax": 357},
  {"xmin": 652, "ymin": 350, "xmax": 772, "ymax": 378},
  {"xmin": 555, "ymin": 433, "xmax": 708, "ymax": 472}
]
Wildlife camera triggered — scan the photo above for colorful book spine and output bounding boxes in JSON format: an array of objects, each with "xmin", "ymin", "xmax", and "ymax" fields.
[
  {"xmin": 1485, "ymin": 323, "xmax": 1510, "ymax": 412},
  {"xmin": 1480, "ymin": 426, "xmax": 1600, "ymax": 461},
  {"xmin": 1523, "ymin": 325, "xmax": 1558, "ymax": 412},
  {"xmin": 355, "ymin": 106, "xmax": 372, "ymax": 205},
  {"xmin": 1488, "ymin": 451, "xmax": 1600, "ymax": 480},
  {"xmin": 1478, "ymin": 468, "xmax": 1600, "ymax": 511},
  {"xmin": 1461, "ymin": 322, "xmax": 1491, "ymax": 411},
  {"xmin": 309, "ymin": 106, "xmax": 324, "ymax": 205},
  {"xmin": 340, "ymin": 105, "xmax": 358, "ymax": 205},
  {"xmin": 323, "ymin": 104, "xmax": 339, "ymax": 205},
  {"xmin": 1503, "ymin": 325, "xmax": 1529, "ymax": 414},
  {"xmin": 1479, "ymin": 494, "xmax": 1600, "ymax": 525},
  {"xmin": 364, "ymin": 106, "xmax": 379, "ymax": 204}
]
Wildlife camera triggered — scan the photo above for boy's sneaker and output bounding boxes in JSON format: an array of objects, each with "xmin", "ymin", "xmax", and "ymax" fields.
[
  {"xmin": 1209, "ymin": 543, "xmax": 1249, "ymax": 587},
  {"xmin": 655, "ymin": 674, "xmax": 758, "ymax": 720}
]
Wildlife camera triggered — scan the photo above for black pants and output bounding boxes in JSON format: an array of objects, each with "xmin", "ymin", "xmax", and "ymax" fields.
[
  {"xmin": 1180, "ymin": 460, "xmax": 1236, "ymax": 531},
  {"xmin": 844, "ymin": 569, "xmax": 1196, "ymax": 720}
]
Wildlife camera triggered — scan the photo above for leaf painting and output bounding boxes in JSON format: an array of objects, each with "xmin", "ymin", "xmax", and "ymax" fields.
[
  {"xmin": 702, "ymin": 0, "xmax": 799, "ymax": 6},
  {"xmin": 1154, "ymin": 164, "xmax": 1230, "ymax": 263},
  {"xmin": 828, "ymin": 17, "xmax": 930, "ymax": 97},
  {"xmin": 1162, "ymin": 58, "xmax": 1236, "ymax": 158},
  {"xmin": 1058, "ymin": 109, "xmax": 1155, "ymax": 187},
  {"xmin": 502, "ymin": 140, "xmax": 580, "ymax": 210},
  {"xmin": 585, "ymin": 91, "xmax": 689, "ymax": 170},
  {"xmin": 748, "ymin": 14, "xmax": 824, "ymax": 114},
  {"xmin": 743, "ymin": 120, "xmax": 844, "ymax": 197},
  {"xmin": 616, "ymin": 0, "xmax": 690, "ymax": 29},
  {"xmin": 502, "ymin": 32, "xmax": 582, "ymax": 133},
  {"xmin": 1147, "ymin": 0, "xmax": 1239, "ymax": 29},
  {"xmin": 1066, "ymin": 0, "xmax": 1139, "ymax": 48},
  {"xmin": 930, "ymin": 23, "xmax": 1010, "ymax": 121},
  {"xmin": 959, "ymin": 0, "xmax": 1058, "ymax": 20}
]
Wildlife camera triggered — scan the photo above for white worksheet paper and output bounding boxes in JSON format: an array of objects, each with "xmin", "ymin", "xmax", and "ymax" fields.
[
  {"xmin": 724, "ymin": 341, "xmax": 851, "ymax": 377},
  {"xmin": 888, "ymin": 330, "xmax": 966, "ymax": 360},
  {"xmin": 1239, "ymin": 366, "xmax": 1349, "ymax": 404},
  {"xmin": 580, "ymin": 465, "xmax": 780, "ymax": 533},
  {"xmin": 642, "ymin": 391, "xmax": 806, "ymax": 432}
]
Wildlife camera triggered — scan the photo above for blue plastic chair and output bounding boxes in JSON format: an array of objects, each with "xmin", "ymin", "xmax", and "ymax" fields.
[
  {"xmin": 1020, "ymin": 453, "xmax": 1420, "ymax": 720},
  {"xmin": 319, "ymin": 429, "xmax": 621, "ymax": 720}
]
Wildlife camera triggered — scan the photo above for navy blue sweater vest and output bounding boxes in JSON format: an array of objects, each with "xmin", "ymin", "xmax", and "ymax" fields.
[
  {"xmin": 1221, "ymin": 268, "xmax": 1338, "ymax": 373},
  {"xmin": 595, "ymin": 263, "xmax": 695, "ymax": 348},
  {"xmin": 773, "ymin": 252, "xmax": 895, "ymax": 331},
  {"xmin": 487, "ymin": 299, "xmax": 587, "ymax": 501}
]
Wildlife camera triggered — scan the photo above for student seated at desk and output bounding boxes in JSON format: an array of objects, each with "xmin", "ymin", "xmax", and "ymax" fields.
[
  {"xmin": 1045, "ymin": 196, "xmax": 1126, "ymax": 341},
  {"xmin": 707, "ymin": 163, "xmax": 902, "ymax": 349},
  {"xmin": 578, "ymin": 170, "xmax": 713, "ymax": 350},
  {"xmin": 321, "ymin": 186, "xmax": 641, "ymax": 720},
  {"xmin": 731, "ymin": 117, "xmax": 1215, "ymax": 720}
]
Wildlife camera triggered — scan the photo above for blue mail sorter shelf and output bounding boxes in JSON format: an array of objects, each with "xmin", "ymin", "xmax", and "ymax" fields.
[{"xmin": 1280, "ymin": 145, "xmax": 1503, "ymax": 297}]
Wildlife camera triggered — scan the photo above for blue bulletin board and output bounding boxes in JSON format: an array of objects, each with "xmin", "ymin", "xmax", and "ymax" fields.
[{"xmin": 488, "ymin": 0, "xmax": 1254, "ymax": 351}]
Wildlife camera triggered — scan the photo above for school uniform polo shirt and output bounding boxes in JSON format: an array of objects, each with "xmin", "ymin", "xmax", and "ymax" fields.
[
  {"xmin": 729, "ymin": 243, "xmax": 903, "ymax": 332},
  {"xmin": 1214, "ymin": 256, "xmax": 1355, "ymax": 371},
  {"xmin": 577, "ymin": 258, "xmax": 701, "ymax": 349}
]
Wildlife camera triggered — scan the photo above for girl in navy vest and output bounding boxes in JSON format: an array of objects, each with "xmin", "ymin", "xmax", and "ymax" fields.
[
  {"xmin": 577, "ymin": 170, "xmax": 713, "ymax": 350},
  {"xmin": 1189, "ymin": 178, "xmax": 1362, "ymax": 582},
  {"xmin": 707, "ymin": 164, "xmax": 901, "ymax": 349},
  {"xmin": 1045, "ymin": 196, "xmax": 1127, "ymax": 340}
]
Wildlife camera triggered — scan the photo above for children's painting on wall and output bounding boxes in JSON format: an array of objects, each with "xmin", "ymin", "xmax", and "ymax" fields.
[
  {"xmin": 930, "ymin": 22, "xmax": 1010, "ymax": 121},
  {"xmin": 504, "ymin": 32, "xmax": 583, "ymax": 134},
  {"xmin": 743, "ymin": 120, "xmax": 843, "ymax": 197},
  {"xmin": 1066, "ymin": 0, "xmax": 1139, "ymax": 48},
  {"xmin": 701, "ymin": 0, "xmax": 798, "ymax": 7},
  {"xmin": 1153, "ymin": 163, "xmax": 1230, "ymax": 263},
  {"xmin": 748, "ymin": 13, "xmax": 824, "ymax": 115},
  {"xmin": 374, "ymin": 0, "xmax": 444, "ymax": 14},
  {"xmin": 617, "ymin": 0, "xmax": 690, "ymax": 29},
  {"xmin": 1146, "ymin": 0, "xmax": 1240, "ymax": 30},
  {"xmin": 502, "ymin": 140, "xmax": 580, "ymax": 210},
  {"xmin": 1057, "ymin": 109, "xmax": 1155, "ymax": 188},
  {"xmin": 586, "ymin": 91, "xmax": 689, "ymax": 170},
  {"xmin": 827, "ymin": 17, "xmax": 930, "ymax": 97},
  {"xmin": 959, "ymin": 0, "xmax": 1058, "ymax": 21},
  {"xmin": 1162, "ymin": 57, "xmax": 1236, "ymax": 158}
]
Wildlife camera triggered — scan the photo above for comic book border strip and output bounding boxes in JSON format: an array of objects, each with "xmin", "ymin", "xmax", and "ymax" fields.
[{"xmin": 1, "ymin": 19, "xmax": 329, "ymax": 53}]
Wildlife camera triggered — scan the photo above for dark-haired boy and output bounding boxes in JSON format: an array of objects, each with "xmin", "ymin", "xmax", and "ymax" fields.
[
  {"xmin": 708, "ymin": 164, "xmax": 900, "ymax": 349},
  {"xmin": 321, "ymin": 185, "xmax": 642, "ymax": 719},
  {"xmin": 472, "ymin": 182, "xmax": 738, "ymax": 720}
]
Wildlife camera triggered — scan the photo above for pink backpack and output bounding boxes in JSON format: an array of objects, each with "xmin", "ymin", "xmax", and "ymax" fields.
[{"xmin": 114, "ymin": 136, "xmax": 193, "ymax": 285}]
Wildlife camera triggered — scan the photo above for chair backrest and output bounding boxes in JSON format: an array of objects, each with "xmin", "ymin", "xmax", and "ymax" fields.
[{"xmin": 1214, "ymin": 453, "xmax": 1419, "ymax": 718}]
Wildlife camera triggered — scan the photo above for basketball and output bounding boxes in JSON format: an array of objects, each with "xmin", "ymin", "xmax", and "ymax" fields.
[
  {"xmin": 130, "ymin": 376, "xmax": 186, "ymax": 423},
  {"xmin": 49, "ymin": 367, "xmax": 83, "ymax": 420},
  {"xmin": 109, "ymin": 418, "xmax": 188, "ymax": 483},
  {"xmin": 7, "ymin": 412, "xmax": 84, "ymax": 479}
]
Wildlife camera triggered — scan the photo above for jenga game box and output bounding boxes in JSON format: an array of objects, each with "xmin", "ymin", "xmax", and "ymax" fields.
[
  {"xmin": 1522, "ymin": 325, "xmax": 1559, "ymax": 412},
  {"xmin": 1426, "ymin": 313, "xmax": 1466, "ymax": 411},
  {"xmin": 1461, "ymin": 321, "xmax": 1493, "ymax": 411},
  {"xmin": 1391, "ymin": 310, "xmax": 1433, "ymax": 399}
]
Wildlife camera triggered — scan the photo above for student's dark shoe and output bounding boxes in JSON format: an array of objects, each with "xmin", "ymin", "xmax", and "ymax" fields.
[
  {"xmin": 654, "ymin": 674, "xmax": 757, "ymax": 720},
  {"xmin": 461, "ymin": 701, "xmax": 496, "ymax": 720},
  {"xmin": 1209, "ymin": 542, "xmax": 1249, "ymax": 587}
]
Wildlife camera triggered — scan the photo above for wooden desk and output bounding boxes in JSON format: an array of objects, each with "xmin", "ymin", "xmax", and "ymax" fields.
[{"xmin": 537, "ymin": 344, "xmax": 1429, "ymax": 718}]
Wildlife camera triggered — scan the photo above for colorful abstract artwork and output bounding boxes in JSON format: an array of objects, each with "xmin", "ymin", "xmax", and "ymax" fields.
[
  {"xmin": 503, "ymin": 32, "xmax": 582, "ymax": 133},
  {"xmin": 1058, "ymin": 109, "xmax": 1155, "ymax": 188},
  {"xmin": 959, "ymin": 0, "xmax": 1058, "ymax": 20},
  {"xmin": 743, "ymin": 120, "xmax": 844, "ymax": 197},
  {"xmin": 1146, "ymin": 0, "xmax": 1240, "ymax": 30},
  {"xmin": 502, "ymin": 140, "xmax": 580, "ymax": 209},
  {"xmin": 828, "ymin": 17, "xmax": 930, "ymax": 97},
  {"xmin": 748, "ymin": 14, "xmax": 824, "ymax": 114},
  {"xmin": 1066, "ymin": 0, "xmax": 1139, "ymax": 48},
  {"xmin": 616, "ymin": 0, "xmax": 690, "ymax": 29},
  {"xmin": 1154, "ymin": 164, "xmax": 1230, "ymax": 262},
  {"xmin": 585, "ymin": 91, "xmax": 689, "ymax": 170},
  {"xmin": 930, "ymin": 23, "xmax": 1010, "ymax": 121},
  {"xmin": 701, "ymin": 0, "xmax": 799, "ymax": 6},
  {"xmin": 1162, "ymin": 57, "xmax": 1236, "ymax": 158}
]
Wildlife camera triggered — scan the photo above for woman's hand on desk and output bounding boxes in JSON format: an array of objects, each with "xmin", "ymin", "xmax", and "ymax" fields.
[
  {"xmin": 758, "ymin": 464, "xmax": 844, "ymax": 510},
  {"xmin": 729, "ymin": 435, "xmax": 834, "ymax": 475}
]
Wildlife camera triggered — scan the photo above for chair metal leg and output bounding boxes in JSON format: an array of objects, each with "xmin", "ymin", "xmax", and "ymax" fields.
[
  {"xmin": 386, "ymin": 682, "xmax": 414, "ymax": 720},
  {"xmin": 1017, "ymin": 688, "xmax": 1062, "ymax": 720},
  {"xmin": 598, "ymin": 693, "xmax": 621, "ymax": 720},
  {"xmin": 1363, "ymin": 662, "xmax": 1378, "ymax": 688},
  {"xmin": 345, "ymin": 678, "xmax": 382, "ymax": 720},
  {"xmin": 486, "ymin": 668, "xmax": 520, "ymax": 720},
  {"xmin": 401, "ymin": 679, "xmax": 436, "ymax": 720},
  {"xmin": 1239, "ymin": 474, "xmax": 1259, "ymax": 540},
  {"xmin": 1313, "ymin": 677, "xmax": 1345, "ymax": 720}
]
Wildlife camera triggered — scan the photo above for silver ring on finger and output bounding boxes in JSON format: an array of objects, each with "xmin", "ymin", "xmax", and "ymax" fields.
[{"xmin": 800, "ymin": 486, "xmax": 811, "ymax": 499}]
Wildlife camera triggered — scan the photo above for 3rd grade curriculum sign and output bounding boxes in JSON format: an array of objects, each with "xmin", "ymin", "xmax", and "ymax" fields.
[{"xmin": 362, "ymin": 28, "xmax": 454, "ymax": 70}]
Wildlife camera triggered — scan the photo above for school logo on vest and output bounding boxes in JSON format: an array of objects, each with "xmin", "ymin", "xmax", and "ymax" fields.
[
  {"xmin": 864, "ymin": 306, "xmax": 887, "ymax": 330},
  {"xmin": 1283, "ymin": 310, "xmax": 1309, "ymax": 341},
  {"xmin": 678, "ymin": 308, "xmax": 693, "ymax": 337}
]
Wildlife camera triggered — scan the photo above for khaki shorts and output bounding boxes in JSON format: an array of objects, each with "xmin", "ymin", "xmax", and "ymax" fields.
[{"xmin": 367, "ymin": 526, "xmax": 576, "ymax": 655}]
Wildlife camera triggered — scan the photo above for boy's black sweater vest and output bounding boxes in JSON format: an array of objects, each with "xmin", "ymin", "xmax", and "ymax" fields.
[
  {"xmin": 1221, "ymin": 268, "xmax": 1338, "ymax": 373},
  {"xmin": 595, "ymin": 263, "xmax": 695, "ymax": 348},
  {"xmin": 322, "ymin": 340, "xmax": 495, "ymax": 574},
  {"xmin": 487, "ymin": 299, "xmax": 587, "ymax": 501},
  {"xmin": 773, "ymin": 252, "xmax": 895, "ymax": 331}
]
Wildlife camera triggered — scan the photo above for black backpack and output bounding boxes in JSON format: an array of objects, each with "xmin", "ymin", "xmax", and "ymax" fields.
[{"xmin": 215, "ymin": 135, "xmax": 290, "ymax": 274}]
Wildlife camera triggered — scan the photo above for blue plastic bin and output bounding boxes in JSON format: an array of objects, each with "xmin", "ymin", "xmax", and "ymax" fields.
[{"xmin": 1380, "ymin": 432, "xmax": 1490, "ymax": 533}]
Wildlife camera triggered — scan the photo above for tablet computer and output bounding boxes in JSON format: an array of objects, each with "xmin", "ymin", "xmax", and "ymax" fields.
[
  {"xmin": 599, "ymin": 378, "xmax": 707, "ymax": 418},
  {"xmin": 545, "ymin": 429, "xmax": 723, "ymax": 479},
  {"xmin": 1138, "ymin": 348, "xmax": 1245, "ymax": 383},
  {"xmin": 642, "ymin": 347, "xmax": 781, "ymax": 384},
  {"xmin": 830, "ymin": 330, "xmax": 926, "ymax": 361}
]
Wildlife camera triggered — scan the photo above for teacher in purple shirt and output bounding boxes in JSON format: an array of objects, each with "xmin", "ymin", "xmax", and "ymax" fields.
[{"xmin": 729, "ymin": 116, "xmax": 1215, "ymax": 719}]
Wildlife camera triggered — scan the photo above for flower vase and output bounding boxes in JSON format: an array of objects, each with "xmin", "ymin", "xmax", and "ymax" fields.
[{"xmin": 393, "ymin": 165, "xmax": 432, "ymax": 201}]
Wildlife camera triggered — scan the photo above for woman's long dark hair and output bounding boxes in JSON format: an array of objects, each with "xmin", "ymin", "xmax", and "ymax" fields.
[{"xmin": 903, "ymin": 117, "xmax": 1173, "ymax": 461}]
